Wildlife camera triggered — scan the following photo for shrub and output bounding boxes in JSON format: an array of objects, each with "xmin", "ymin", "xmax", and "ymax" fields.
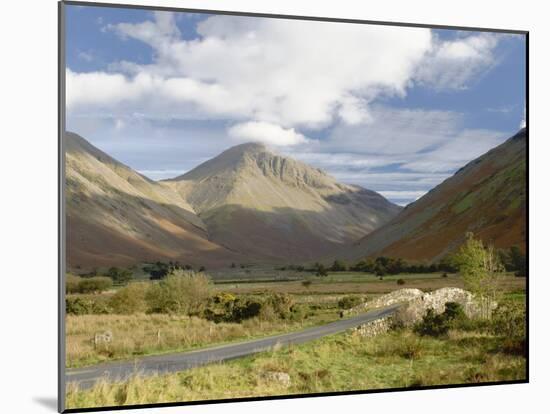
[
  {"xmin": 204, "ymin": 293, "xmax": 264, "ymax": 323},
  {"xmin": 66, "ymin": 297, "xmax": 112, "ymax": 315},
  {"xmin": 66, "ymin": 275, "xmax": 113, "ymax": 294},
  {"xmin": 397, "ymin": 278, "xmax": 405, "ymax": 285},
  {"xmin": 107, "ymin": 267, "xmax": 133, "ymax": 285},
  {"xmin": 313, "ymin": 263, "xmax": 328, "ymax": 277},
  {"xmin": 491, "ymin": 302, "xmax": 526, "ymax": 354},
  {"xmin": 145, "ymin": 270, "xmax": 212, "ymax": 315},
  {"xmin": 207, "ymin": 293, "xmax": 295, "ymax": 322},
  {"xmin": 414, "ymin": 308, "xmax": 450, "ymax": 337},
  {"xmin": 258, "ymin": 303, "xmax": 278, "ymax": 321},
  {"xmin": 441, "ymin": 273, "xmax": 448, "ymax": 278},
  {"xmin": 330, "ymin": 260, "xmax": 347, "ymax": 272},
  {"xmin": 206, "ymin": 292, "xmax": 237, "ymax": 322},
  {"xmin": 212, "ymin": 292, "xmax": 237, "ymax": 304},
  {"xmin": 493, "ymin": 303, "xmax": 526, "ymax": 337},
  {"xmin": 444, "ymin": 301, "xmax": 466, "ymax": 321},
  {"xmin": 290, "ymin": 304, "xmax": 307, "ymax": 321},
  {"xmin": 265, "ymin": 293, "xmax": 295, "ymax": 319},
  {"xmin": 414, "ymin": 302, "xmax": 466, "ymax": 337},
  {"xmin": 77, "ymin": 277, "xmax": 113, "ymax": 294},
  {"xmin": 109, "ymin": 283, "xmax": 148, "ymax": 314},
  {"xmin": 66, "ymin": 297, "xmax": 93, "ymax": 315},
  {"xmin": 66, "ymin": 274, "xmax": 81, "ymax": 294},
  {"xmin": 231, "ymin": 299, "xmax": 263, "ymax": 322},
  {"xmin": 338, "ymin": 295, "xmax": 362, "ymax": 310},
  {"xmin": 301, "ymin": 280, "xmax": 312, "ymax": 288}
]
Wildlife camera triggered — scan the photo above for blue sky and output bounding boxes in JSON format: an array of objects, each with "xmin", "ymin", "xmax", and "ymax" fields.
[{"xmin": 65, "ymin": 4, "xmax": 526, "ymax": 206}]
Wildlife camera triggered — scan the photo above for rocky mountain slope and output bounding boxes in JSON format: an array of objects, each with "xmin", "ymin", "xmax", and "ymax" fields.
[
  {"xmin": 345, "ymin": 128, "xmax": 527, "ymax": 263},
  {"xmin": 162, "ymin": 142, "xmax": 401, "ymax": 262},
  {"xmin": 65, "ymin": 132, "xmax": 245, "ymax": 270},
  {"xmin": 65, "ymin": 134, "xmax": 400, "ymax": 269}
]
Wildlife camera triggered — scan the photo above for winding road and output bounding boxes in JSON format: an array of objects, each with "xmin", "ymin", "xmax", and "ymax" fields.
[{"xmin": 66, "ymin": 304, "xmax": 400, "ymax": 389}]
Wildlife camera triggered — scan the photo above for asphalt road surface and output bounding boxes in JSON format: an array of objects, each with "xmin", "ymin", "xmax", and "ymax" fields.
[{"xmin": 66, "ymin": 304, "xmax": 400, "ymax": 389}]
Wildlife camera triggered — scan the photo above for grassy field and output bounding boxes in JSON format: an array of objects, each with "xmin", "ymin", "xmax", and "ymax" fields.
[
  {"xmin": 66, "ymin": 306, "xmax": 341, "ymax": 368},
  {"xmin": 66, "ymin": 324, "xmax": 526, "ymax": 409},
  {"xmin": 66, "ymin": 272, "xmax": 525, "ymax": 368},
  {"xmin": 212, "ymin": 271, "xmax": 525, "ymax": 295}
]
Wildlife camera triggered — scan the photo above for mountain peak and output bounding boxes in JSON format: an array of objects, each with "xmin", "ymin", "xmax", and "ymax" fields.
[
  {"xmin": 165, "ymin": 138, "xmax": 399, "ymax": 218},
  {"xmin": 213, "ymin": 141, "xmax": 272, "ymax": 164},
  {"xmin": 228, "ymin": 141, "xmax": 269, "ymax": 153},
  {"xmin": 66, "ymin": 132, "xmax": 401, "ymax": 268}
]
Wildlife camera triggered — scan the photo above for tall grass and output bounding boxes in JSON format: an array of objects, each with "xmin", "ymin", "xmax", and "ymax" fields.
[
  {"xmin": 66, "ymin": 326, "xmax": 526, "ymax": 409},
  {"xmin": 66, "ymin": 312, "xmax": 328, "ymax": 368}
]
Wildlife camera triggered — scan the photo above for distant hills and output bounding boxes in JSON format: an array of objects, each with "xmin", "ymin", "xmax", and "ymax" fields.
[
  {"xmin": 65, "ymin": 128, "xmax": 527, "ymax": 271},
  {"xmin": 344, "ymin": 128, "xmax": 527, "ymax": 263},
  {"xmin": 65, "ymin": 132, "xmax": 242, "ymax": 270},
  {"xmin": 65, "ymin": 133, "xmax": 400, "ymax": 270},
  {"xmin": 162, "ymin": 142, "xmax": 401, "ymax": 262}
]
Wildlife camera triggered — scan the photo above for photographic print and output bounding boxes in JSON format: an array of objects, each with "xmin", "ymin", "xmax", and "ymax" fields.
[{"xmin": 60, "ymin": 1, "xmax": 527, "ymax": 411}]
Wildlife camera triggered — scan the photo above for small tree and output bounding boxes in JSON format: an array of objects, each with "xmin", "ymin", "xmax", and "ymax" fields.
[
  {"xmin": 316, "ymin": 264, "xmax": 328, "ymax": 277},
  {"xmin": 109, "ymin": 282, "xmax": 148, "ymax": 314},
  {"xmin": 77, "ymin": 276, "xmax": 113, "ymax": 294},
  {"xmin": 330, "ymin": 259, "xmax": 347, "ymax": 272},
  {"xmin": 453, "ymin": 233, "xmax": 503, "ymax": 319},
  {"xmin": 107, "ymin": 267, "xmax": 133, "ymax": 285},
  {"xmin": 375, "ymin": 265, "xmax": 386, "ymax": 276},
  {"xmin": 145, "ymin": 269, "xmax": 212, "ymax": 315}
]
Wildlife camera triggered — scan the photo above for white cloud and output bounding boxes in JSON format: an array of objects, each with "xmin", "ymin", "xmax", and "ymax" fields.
[
  {"xmin": 66, "ymin": 12, "xmax": 516, "ymax": 204},
  {"xmin": 400, "ymin": 129, "xmax": 506, "ymax": 172},
  {"xmin": 77, "ymin": 50, "xmax": 94, "ymax": 62},
  {"xmin": 279, "ymin": 107, "xmax": 508, "ymax": 203},
  {"xmin": 91, "ymin": 13, "xmax": 502, "ymax": 122},
  {"xmin": 326, "ymin": 107, "xmax": 461, "ymax": 155},
  {"xmin": 228, "ymin": 121, "xmax": 309, "ymax": 147},
  {"xmin": 66, "ymin": 13, "xmax": 508, "ymax": 149},
  {"xmin": 520, "ymin": 104, "xmax": 526, "ymax": 128},
  {"xmin": 66, "ymin": 70, "xmax": 148, "ymax": 108},
  {"xmin": 415, "ymin": 32, "xmax": 500, "ymax": 90},
  {"xmin": 70, "ymin": 11, "xmax": 434, "ymax": 132}
]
